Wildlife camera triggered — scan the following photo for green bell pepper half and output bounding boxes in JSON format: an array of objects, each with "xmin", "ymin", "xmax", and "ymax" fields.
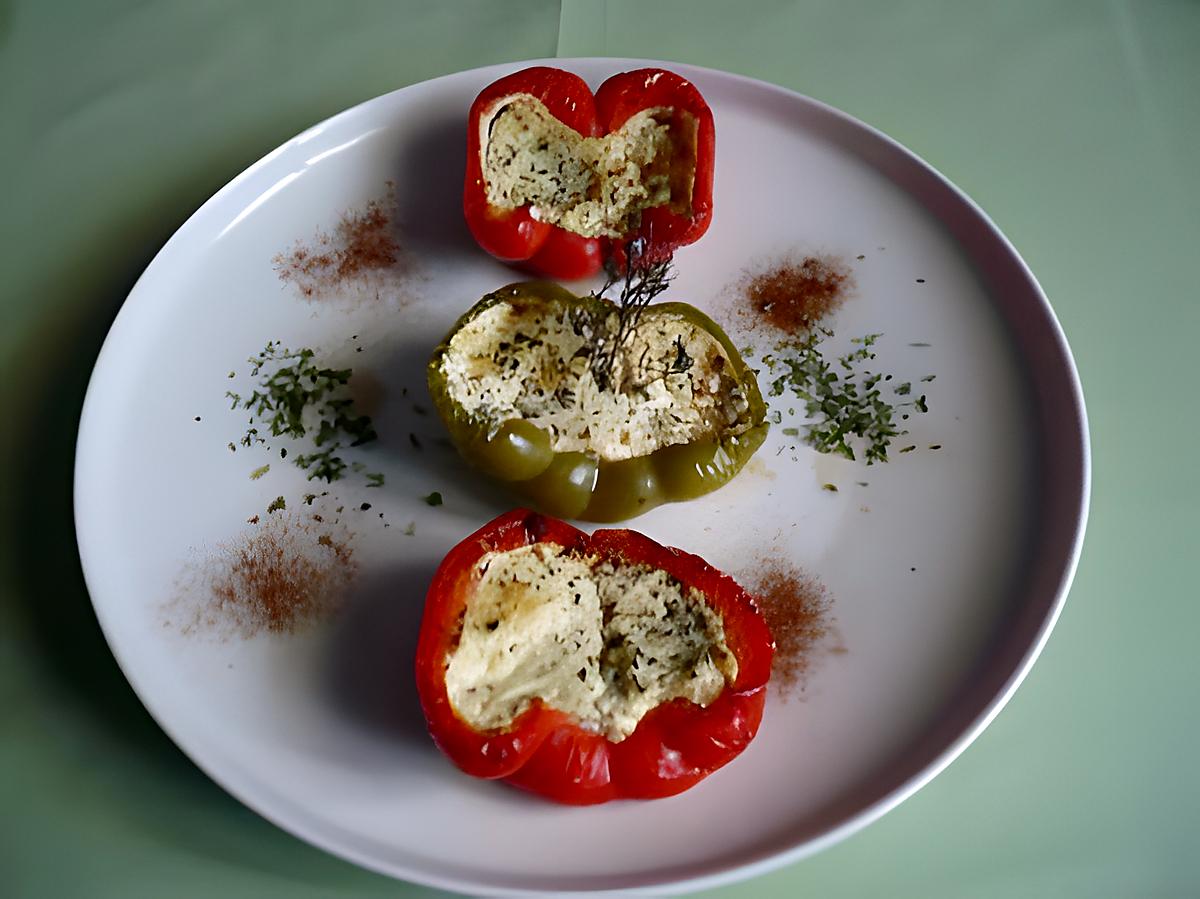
[{"xmin": 427, "ymin": 281, "xmax": 767, "ymax": 521}]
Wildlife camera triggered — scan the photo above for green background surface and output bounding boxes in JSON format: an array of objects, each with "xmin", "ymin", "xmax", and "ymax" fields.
[{"xmin": 2, "ymin": 1, "xmax": 1197, "ymax": 896}]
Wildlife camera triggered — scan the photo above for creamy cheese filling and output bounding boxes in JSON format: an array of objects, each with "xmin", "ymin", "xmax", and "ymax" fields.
[
  {"xmin": 481, "ymin": 95, "xmax": 698, "ymax": 239},
  {"xmin": 444, "ymin": 542, "xmax": 736, "ymax": 741},
  {"xmin": 438, "ymin": 299, "xmax": 752, "ymax": 462}
]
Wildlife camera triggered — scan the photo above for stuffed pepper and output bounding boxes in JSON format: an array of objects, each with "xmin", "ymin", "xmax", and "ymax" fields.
[
  {"xmin": 415, "ymin": 509, "xmax": 774, "ymax": 804},
  {"xmin": 464, "ymin": 65, "xmax": 715, "ymax": 279},
  {"xmin": 427, "ymin": 254, "xmax": 768, "ymax": 522}
]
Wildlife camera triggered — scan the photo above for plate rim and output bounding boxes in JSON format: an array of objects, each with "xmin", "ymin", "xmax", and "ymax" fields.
[{"xmin": 73, "ymin": 55, "xmax": 1091, "ymax": 896}]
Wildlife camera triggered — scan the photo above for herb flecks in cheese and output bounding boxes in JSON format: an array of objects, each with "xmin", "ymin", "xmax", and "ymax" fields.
[
  {"xmin": 438, "ymin": 298, "xmax": 753, "ymax": 462},
  {"xmin": 481, "ymin": 95, "xmax": 697, "ymax": 239},
  {"xmin": 444, "ymin": 543, "xmax": 736, "ymax": 741}
]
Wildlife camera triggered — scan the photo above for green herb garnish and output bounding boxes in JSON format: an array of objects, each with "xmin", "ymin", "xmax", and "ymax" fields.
[
  {"xmin": 423, "ymin": 491, "xmax": 443, "ymax": 507},
  {"xmin": 228, "ymin": 341, "xmax": 378, "ymax": 483},
  {"xmin": 267, "ymin": 496, "xmax": 286, "ymax": 514},
  {"xmin": 249, "ymin": 464, "xmax": 270, "ymax": 481},
  {"xmin": 761, "ymin": 328, "xmax": 931, "ymax": 464}
]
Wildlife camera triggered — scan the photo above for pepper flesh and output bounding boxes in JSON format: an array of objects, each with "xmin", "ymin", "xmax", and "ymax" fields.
[
  {"xmin": 414, "ymin": 510, "xmax": 774, "ymax": 804},
  {"xmin": 427, "ymin": 281, "xmax": 768, "ymax": 522},
  {"xmin": 464, "ymin": 66, "xmax": 715, "ymax": 279}
]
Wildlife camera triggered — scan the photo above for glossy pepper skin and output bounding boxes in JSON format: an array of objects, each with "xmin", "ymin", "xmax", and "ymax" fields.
[
  {"xmin": 463, "ymin": 66, "xmax": 715, "ymax": 279},
  {"xmin": 427, "ymin": 281, "xmax": 769, "ymax": 522},
  {"xmin": 414, "ymin": 509, "xmax": 775, "ymax": 804}
]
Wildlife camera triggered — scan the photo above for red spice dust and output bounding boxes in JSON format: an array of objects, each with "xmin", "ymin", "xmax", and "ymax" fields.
[
  {"xmin": 745, "ymin": 561, "xmax": 833, "ymax": 694},
  {"xmin": 168, "ymin": 510, "xmax": 356, "ymax": 638},
  {"xmin": 738, "ymin": 255, "xmax": 852, "ymax": 335},
  {"xmin": 273, "ymin": 184, "xmax": 410, "ymax": 300}
]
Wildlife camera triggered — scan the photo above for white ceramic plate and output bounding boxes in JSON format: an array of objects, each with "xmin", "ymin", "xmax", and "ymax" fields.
[{"xmin": 75, "ymin": 59, "xmax": 1088, "ymax": 895}]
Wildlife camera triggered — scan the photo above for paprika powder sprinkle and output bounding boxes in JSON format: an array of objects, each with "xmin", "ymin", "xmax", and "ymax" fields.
[
  {"xmin": 744, "ymin": 560, "xmax": 833, "ymax": 693},
  {"xmin": 274, "ymin": 184, "xmax": 412, "ymax": 301},
  {"xmin": 168, "ymin": 511, "xmax": 356, "ymax": 637},
  {"xmin": 737, "ymin": 255, "xmax": 852, "ymax": 335}
]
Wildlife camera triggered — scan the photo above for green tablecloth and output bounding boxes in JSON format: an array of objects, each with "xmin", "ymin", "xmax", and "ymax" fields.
[{"xmin": 2, "ymin": 2, "xmax": 1196, "ymax": 895}]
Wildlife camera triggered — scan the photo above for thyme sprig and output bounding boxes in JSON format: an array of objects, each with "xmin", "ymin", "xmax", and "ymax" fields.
[
  {"xmin": 764, "ymin": 329, "xmax": 930, "ymax": 464},
  {"xmin": 587, "ymin": 239, "xmax": 675, "ymax": 391},
  {"xmin": 227, "ymin": 341, "xmax": 379, "ymax": 483}
]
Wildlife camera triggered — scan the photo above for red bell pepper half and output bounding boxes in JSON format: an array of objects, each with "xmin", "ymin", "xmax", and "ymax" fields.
[
  {"xmin": 463, "ymin": 66, "xmax": 716, "ymax": 280},
  {"xmin": 414, "ymin": 509, "xmax": 774, "ymax": 805}
]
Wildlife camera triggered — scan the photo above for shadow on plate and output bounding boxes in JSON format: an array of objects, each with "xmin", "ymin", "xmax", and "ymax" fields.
[
  {"xmin": 323, "ymin": 560, "xmax": 440, "ymax": 748},
  {"xmin": 390, "ymin": 109, "xmax": 476, "ymax": 263},
  {"xmin": 355, "ymin": 332, "xmax": 521, "ymax": 514}
]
